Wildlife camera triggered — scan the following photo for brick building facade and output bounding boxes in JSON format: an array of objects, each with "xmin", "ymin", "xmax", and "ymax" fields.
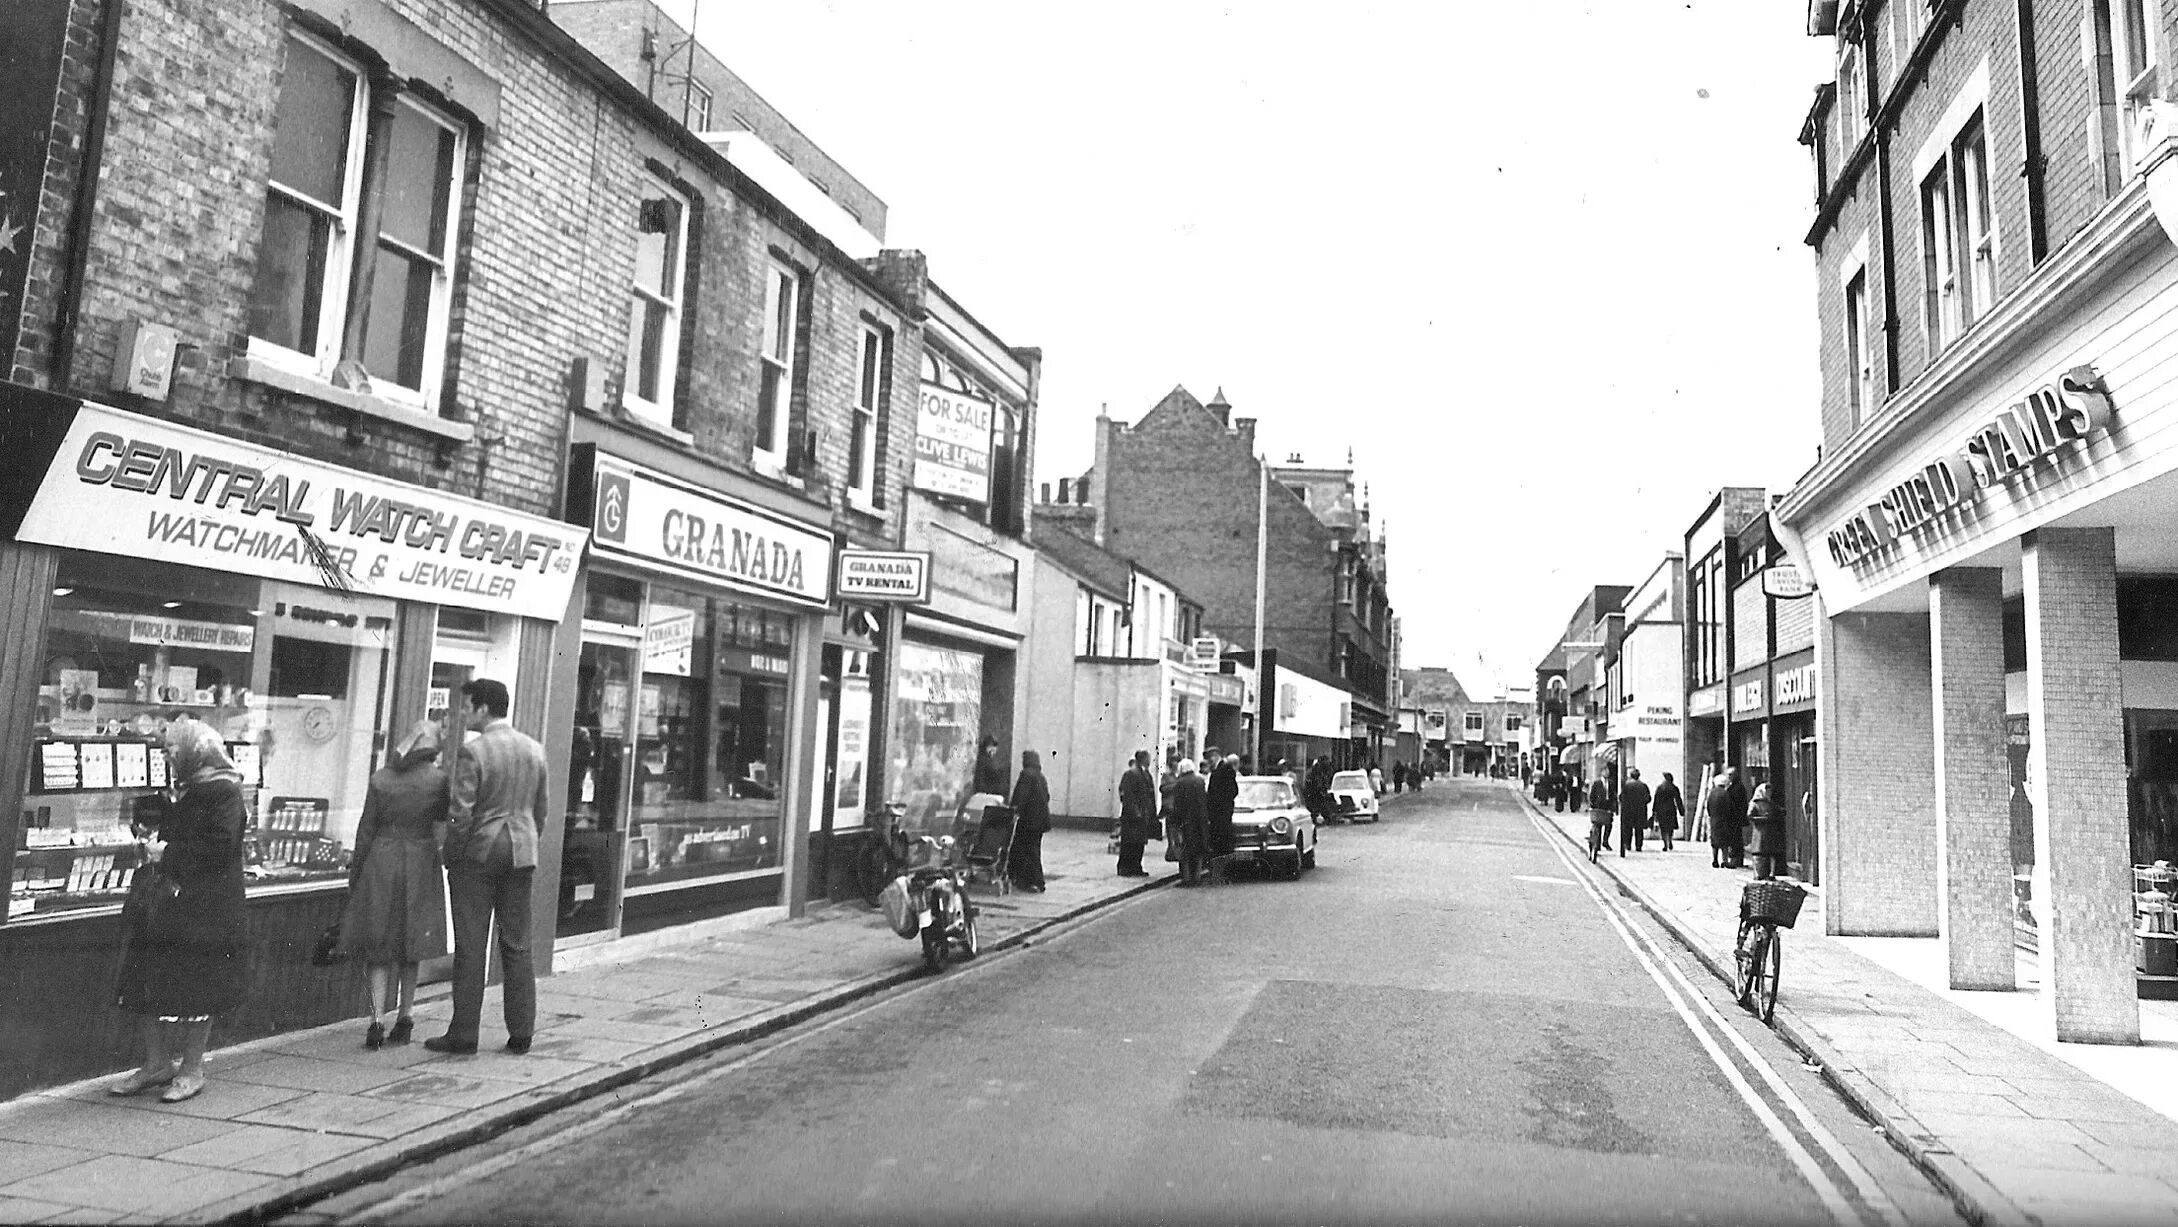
[
  {"xmin": 1067, "ymin": 386, "xmax": 1397, "ymax": 767},
  {"xmin": 1775, "ymin": 0, "xmax": 2178, "ymax": 1041},
  {"xmin": 0, "ymin": 0, "xmax": 995, "ymax": 1098}
]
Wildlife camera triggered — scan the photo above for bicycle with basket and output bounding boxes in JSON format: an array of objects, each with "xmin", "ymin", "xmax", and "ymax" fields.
[{"xmin": 1735, "ymin": 877, "xmax": 1807, "ymax": 1023}]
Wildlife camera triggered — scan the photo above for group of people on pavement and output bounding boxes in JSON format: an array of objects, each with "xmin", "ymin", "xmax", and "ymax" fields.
[
  {"xmin": 1576, "ymin": 767, "xmax": 1685, "ymax": 856},
  {"xmin": 1539, "ymin": 760, "xmax": 1790, "ymax": 877},
  {"xmin": 110, "ymin": 679, "xmax": 552, "ymax": 1105}
]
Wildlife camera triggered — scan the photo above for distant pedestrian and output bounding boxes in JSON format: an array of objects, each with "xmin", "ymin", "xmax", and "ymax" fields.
[
  {"xmin": 1746, "ymin": 783, "xmax": 1788, "ymax": 880},
  {"xmin": 1158, "ymin": 749, "xmax": 1183, "ymax": 866},
  {"xmin": 1116, "ymin": 750, "xmax": 1157, "ymax": 878},
  {"xmin": 1303, "ymin": 757, "xmax": 1335, "ymax": 823},
  {"xmin": 1588, "ymin": 773, "xmax": 1609, "ymax": 818},
  {"xmin": 1391, "ymin": 762, "xmax": 1407, "ymax": 793},
  {"xmin": 1008, "ymin": 750, "xmax": 1051, "ymax": 892},
  {"xmin": 1617, "ymin": 767, "xmax": 1651, "ymax": 856},
  {"xmin": 972, "ymin": 734, "xmax": 1009, "ymax": 797},
  {"xmin": 1170, "ymin": 758, "xmax": 1210, "ymax": 886},
  {"xmin": 1652, "ymin": 771, "xmax": 1685, "ymax": 852},
  {"xmin": 1207, "ymin": 754, "xmax": 1240, "ymax": 860},
  {"xmin": 1369, "ymin": 762, "xmax": 1386, "ymax": 796},
  {"xmin": 1708, "ymin": 767, "xmax": 1750, "ymax": 869},
  {"xmin": 1551, "ymin": 767, "xmax": 1568, "ymax": 812}
]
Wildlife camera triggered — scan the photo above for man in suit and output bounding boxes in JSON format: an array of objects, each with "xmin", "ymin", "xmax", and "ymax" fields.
[
  {"xmin": 1617, "ymin": 767, "xmax": 1652, "ymax": 857},
  {"xmin": 1116, "ymin": 750, "xmax": 1157, "ymax": 878},
  {"xmin": 1170, "ymin": 758, "xmax": 1210, "ymax": 886},
  {"xmin": 427, "ymin": 679, "xmax": 549, "ymax": 1056}
]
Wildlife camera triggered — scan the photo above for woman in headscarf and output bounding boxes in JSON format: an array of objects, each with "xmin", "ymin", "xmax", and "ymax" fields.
[
  {"xmin": 341, "ymin": 720, "xmax": 451, "ymax": 1048},
  {"xmin": 110, "ymin": 717, "xmax": 249, "ymax": 1103},
  {"xmin": 1745, "ymin": 782, "xmax": 1789, "ymax": 881},
  {"xmin": 1007, "ymin": 749, "xmax": 1051, "ymax": 892}
]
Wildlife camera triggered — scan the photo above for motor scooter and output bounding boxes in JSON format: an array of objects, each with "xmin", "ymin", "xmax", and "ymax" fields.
[{"xmin": 880, "ymin": 831, "xmax": 980, "ymax": 971}]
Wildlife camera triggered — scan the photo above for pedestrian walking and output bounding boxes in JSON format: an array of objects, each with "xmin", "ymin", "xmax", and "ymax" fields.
[
  {"xmin": 1207, "ymin": 753, "xmax": 1240, "ymax": 864},
  {"xmin": 1652, "ymin": 771, "xmax": 1685, "ymax": 852},
  {"xmin": 1116, "ymin": 750, "xmax": 1157, "ymax": 877},
  {"xmin": 1303, "ymin": 756, "xmax": 1335, "ymax": 823},
  {"xmin": 109, "ymin": 717, "xmax": 248, "ymax": 1103},
  {"xmin": 1588, "ymin": 773, "xmax": 1610, "ymax": 819},
  {"xmin": 1170, "ymin": 758, "xmax": 1210, "ymax": 886},
  {"xmin": 1008, "ymin": 750, "xmax": 1051, "ymax": 892},
  {"xmin": 1618, "ymin": 767, "xmax": 1652, "ymax": 856},
  {"xmin": 341, "ymin": 719, "xmax": 450, "ymax": 1050},
  {"xmin": 972, "ymin": 734, "xmax": 1009, "ymax": 796},
  {"xmin": 427, "ymin": 679, "xmax": 548, "ymax": 1056},
  {"xmin": 1551, "ymin": 766, "xmax": 1568, "ymax": 812},
  {"xmin": 1370, "ymin": 762, "xmax": 1387, "ymax": 796},
  {"xmin": 1159, "ymin": 748, "xmax": 1182, "ymax": 865},
  {"xmin": 1746, "ymin": 783, "xmax": 1788, "ymax": 880},
  {"xmin": 1707, "ymin": 767, "xmax": 1749, "ymax": 870}
]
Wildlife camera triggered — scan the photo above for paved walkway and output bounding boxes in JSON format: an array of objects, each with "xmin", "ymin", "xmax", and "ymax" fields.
[
  {"xmin": 1517, "ymin": 782, "xmax": 2178, "ymax": 1227},
  {"xmin": 0, "ymin": 828, "xmax": 1163, "ymax": 1224}
]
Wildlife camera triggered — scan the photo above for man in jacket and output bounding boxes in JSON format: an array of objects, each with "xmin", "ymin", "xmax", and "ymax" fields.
[
  {"xmin": 1008, "ymin": 750, "xmax": 1052, "ymax": 892},
  {"xmin": 1117, "ymin": 750, "xmax": 1157, "ymax": 878},
  {"xmin": 1617, "ymin": 767, "xmax": 1652, "ymax": 857},
  {"xmin": 1169, "ymin": 758, "xmax": 1210, "ymax": 886},
  {"xmin": 429, "ymin": 679, "xmax": 548, "ymax": 1056},
  {"xmin": 1708, "ymin": 767, "xmax": 1750, "ymax": 869}
]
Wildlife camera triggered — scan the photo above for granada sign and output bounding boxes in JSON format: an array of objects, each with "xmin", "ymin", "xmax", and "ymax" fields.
[
  {"xmin": 1826, "ymin": 366, "xmax": 2114, "ymax": 568},
  {"xmin": 14, "ymin": 401, "xmax": 584, "ymax": 619},
  {"xmin": 587, "ymin": 452, "xmax": 832, "ymax": 608}
]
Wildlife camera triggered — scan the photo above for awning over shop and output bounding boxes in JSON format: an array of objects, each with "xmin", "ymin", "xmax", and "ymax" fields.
[{"xmin": 1558, "ymin": 744, "xmax": 1583, "ymax": 763}]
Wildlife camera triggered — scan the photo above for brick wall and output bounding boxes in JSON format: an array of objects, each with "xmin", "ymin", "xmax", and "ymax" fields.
[
  {"xmin": 1732, "ymin": 577, "xmax": 1769, "ymax": 672},
  {"xmin": 16, "ymin": 0, "xmax": 918, "ymax": 542},
  {"xmin": 1101, "ymin": 389, "xmax": 1340, "ymax": 684},
  {"xmin": 1929, "ymin": 566, "xmax": 2014, "ymax": 990}
]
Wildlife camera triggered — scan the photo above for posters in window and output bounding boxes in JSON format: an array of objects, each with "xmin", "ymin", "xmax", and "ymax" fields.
[{"xmin": 887, "ymin": 640, "xmax": 982, "ymax": 832}]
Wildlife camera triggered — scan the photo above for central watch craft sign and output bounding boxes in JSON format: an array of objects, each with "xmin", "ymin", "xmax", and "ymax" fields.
[{"xmin": 1826, "ymin": 365, "xmax": 2114, "ymax": 569}]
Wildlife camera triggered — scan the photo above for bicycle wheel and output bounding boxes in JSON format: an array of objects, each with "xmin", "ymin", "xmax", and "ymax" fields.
[
  {"xmin": 854, "ymin": 835, "xmax": 893, "ymax": 908},
  {"xmin": 1756, "ymin": 928, "xmax": 1782, "ymax": 1023},
  {"xmin": 1734, "ymin": 920, "xmax": 1762, "ymax": 1008}
]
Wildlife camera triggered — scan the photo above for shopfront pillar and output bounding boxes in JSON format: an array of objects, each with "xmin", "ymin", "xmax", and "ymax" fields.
[
  {"xmin": 1816, "ymin": 604, "xmax": 1938, "ymax": 936},
  {"xmin": 1928, "ymin": 567, "xmax": 2014, "ymax": 990},
  {"xmin": 2022, "ymin": 528, "xmax": 2137, "ymax": 1044}
]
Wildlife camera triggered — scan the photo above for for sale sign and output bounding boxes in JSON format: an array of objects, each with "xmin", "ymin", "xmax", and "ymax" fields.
[{"xmin": 912, "ymin": 382, "xmax": 994, "ymax": 504}]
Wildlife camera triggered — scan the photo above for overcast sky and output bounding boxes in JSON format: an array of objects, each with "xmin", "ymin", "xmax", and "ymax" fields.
[{"xmin": 675, "ymin": 0, "xmax": 1838, "ymax": 697}]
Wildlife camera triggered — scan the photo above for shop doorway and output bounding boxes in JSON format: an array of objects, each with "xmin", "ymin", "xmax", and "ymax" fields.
[
  {"xmin": 1784, "ymin": 734, "xmax": 1819, "ymax": 886},
  {"xmin": 558, "ymin": 634, "xmax": 637, "ymax": 944}
]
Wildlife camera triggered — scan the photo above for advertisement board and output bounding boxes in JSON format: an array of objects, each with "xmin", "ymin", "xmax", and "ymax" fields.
[
  {"xmin": 587, "ymin": 451, "xmax": 832, "ymax": 608},
  {"xmin": 913, "ymin": 382, "xmax": 995, "ymax": 504}
]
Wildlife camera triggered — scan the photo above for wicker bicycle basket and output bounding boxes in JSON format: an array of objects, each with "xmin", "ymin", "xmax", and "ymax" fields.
[{"xmin": 1742, "ymin": 879, "xmax": 1808, "ymax": 928}]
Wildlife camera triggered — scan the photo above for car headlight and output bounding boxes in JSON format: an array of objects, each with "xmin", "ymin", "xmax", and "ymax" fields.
[{"xmin": 1269, "ymin": 816, "xmax": 1293, "ymax": 835}]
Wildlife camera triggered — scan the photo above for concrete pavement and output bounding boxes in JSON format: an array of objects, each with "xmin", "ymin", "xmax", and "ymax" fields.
[
  {"xmin": 1516, "ymin": 780, "xmax": 2178, "ymax": 1227},
  {"xmin": 0, "ymin": 828, "xmax": 1163, "ymax": 1225}
]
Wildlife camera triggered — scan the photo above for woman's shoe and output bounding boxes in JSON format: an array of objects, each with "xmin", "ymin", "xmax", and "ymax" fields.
[
  {"xmin": 108, "ymin": 1067, "xmax": 176, "ymax": 1097},
  {"xmin": 159, "ymin": 1075, "xmax": 205, "ymax": 1104},
  {"xmin": 365, "ymin": 1021, "xmax": 385, "ymax": 1050},
  {"xmin": 387, "ymin": 1017, "xmax": 413, "ymax": 1045}
]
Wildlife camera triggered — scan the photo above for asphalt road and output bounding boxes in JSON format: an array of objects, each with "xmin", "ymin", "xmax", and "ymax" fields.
[{"xmin": 298, "ymin": 780, "xmax": 1964, "ymax": 1227}]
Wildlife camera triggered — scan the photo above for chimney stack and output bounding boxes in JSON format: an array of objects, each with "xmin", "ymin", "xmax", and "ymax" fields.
[{"xmin": 1235, "ymin": 417, "xmax": 1256, "ymax": 452}]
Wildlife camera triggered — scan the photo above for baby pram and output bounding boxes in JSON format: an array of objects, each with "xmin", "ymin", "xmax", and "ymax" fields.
[{"xmin": 960, "ymin": 801, "xmax": 1018, "ymax": 895}]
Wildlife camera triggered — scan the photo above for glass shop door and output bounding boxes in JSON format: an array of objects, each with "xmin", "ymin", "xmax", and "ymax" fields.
[{"xmin": 557, "ymin": 633, "xmax": 638, "ymax": 944}]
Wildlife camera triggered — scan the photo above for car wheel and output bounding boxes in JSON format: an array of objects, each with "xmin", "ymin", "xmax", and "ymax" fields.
[{"xmin": 1301, "ymin": 842, "xmax": 1315, "ymax": 871}]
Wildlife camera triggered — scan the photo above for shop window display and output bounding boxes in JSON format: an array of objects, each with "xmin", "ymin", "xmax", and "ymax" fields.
[
  {"xmin": 626, "ymin": 587, "xmax": 790, "ymax": 891},
  {"xmin": 15, "ymin": 555, "xmax": 396, "ymax": 920}
]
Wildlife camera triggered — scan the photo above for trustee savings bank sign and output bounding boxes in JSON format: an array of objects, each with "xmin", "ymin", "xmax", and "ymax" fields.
[{"xmin": 1826, "ymin": 365, "xmax": 2115, "ymax": 569}]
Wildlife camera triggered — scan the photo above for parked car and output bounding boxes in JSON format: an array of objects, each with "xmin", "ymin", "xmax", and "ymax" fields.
[
  {"xmin": 1226, "ymin": 776, "xmax": 1317, "ymax": 879},
  {"xmin": 1328, "ymin": 770, "xmax": 1380, "ymax": 823}
]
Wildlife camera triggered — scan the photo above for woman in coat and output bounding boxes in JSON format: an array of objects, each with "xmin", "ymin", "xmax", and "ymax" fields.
[
  {"xmin": 1651, "ymin": 771, "xmax": 1685, "ymax": 852},
  {"xmin": 341, "ymin": 720, "xmax": 451, "ymax": 1049},
  {"xmin": 111, "ymin": 717, "xmax": 249, "ymax": 1103},
  {"xmin": 1745, "ymin": 783, "xmax": 1789, "ymax": 880},
  {"xmin": 1206, "ymin": 755, "xmax": 1240, "ymax": 858},
  {"xmin": 1007, "ymin": 750, "xmax": 1051, "ymax": 892},
  {"xmin": 1708, "ymin": 768, "xmax": 1749, "ymax": 868}
]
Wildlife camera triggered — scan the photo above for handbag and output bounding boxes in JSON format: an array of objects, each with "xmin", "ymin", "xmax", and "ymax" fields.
[
  {"xmin": 1106, "ymin": 826, "xmax": 1123, "ymax": 856},
  {"xmin": 310, "ymin": 921, "xmax": 349, "ymax": 967},
  {"xmin": 123, "ymin": 860, "xmax": 181, "ymax": 932}
]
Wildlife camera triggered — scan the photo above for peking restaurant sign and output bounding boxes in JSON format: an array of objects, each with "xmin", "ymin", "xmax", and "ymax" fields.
[{"xmin": 1826, "ymin": 365, "xmax": 2114, "ymax": 569}]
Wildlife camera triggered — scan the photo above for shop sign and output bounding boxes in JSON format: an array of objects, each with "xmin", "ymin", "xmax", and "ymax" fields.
[
  {"xmin": 912, "ymin": 382, "xmax": 995, "ymax": 504},
  {"xmin": 1688, "ymin": 684, "xmax": 1725, "ymax": 717},
  {"xmin": 588, "ymin": 452, "xmax": 832, "ymax": 608},
  {"xmin": 1761, "ymin": 564, "xmax": 1813, "ymax": 600},
  {"xmin": 717, "ymin": 645, "xmax": 791, "ymax": 677},
  {"xmin": 123, "ymin": 614, "xmax": 256, "ymax": 653},
  {"xmin": 14, "ymin": 403, "xmax": 585, "ymax": 620},
  {"xmin": 1206, "ymin": 673, "xmax": 1247, "ymax": 706},
  {"xmin": 1773, "ymin": 662, "xmax": 1818, "ymax": 708},
  {"xmin": 643, "ymin": 603, "xmax": 697, "ymax": 676},
  {"xmin": 1731, "ymin": 677, "xmax": 1765, "ymax": 716},
  {"xmin": 1189, "ymin": 636, "xmax": 1222, "ymax": 668},
  {"xmin": 1825, "ymin": 365, "xmax": 2115, "ymax": 569},
  {"xmin": 836, "ymin": 549, "xmax": 930, "ymax": 603}
]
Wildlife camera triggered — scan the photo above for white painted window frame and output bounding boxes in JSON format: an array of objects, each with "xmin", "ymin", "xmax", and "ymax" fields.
[
  {"xmin": 622, "ymin": 176, "xmax": 690, "ymax": 429},
  {"xmin": 1911, "ymin": 63, "xmax": 1991, "ymax": 355},
  {"xmin": 372, "ymin": 94, "xmax": 466, "ymax": 408},
  {"xmin": 249, "ymin": 31, "xmax": 369, "ymax": 389},
  {"xmin": 754, "ymin": 259, "xmax": 801, "ymax": 473},
  {"xmin": 850, "ymin": 322, "xmax": 885, "ymax": 507},
  {"xmin": 1840, "ymin": 232, "xmax": 1872, "ymax": 428}
]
